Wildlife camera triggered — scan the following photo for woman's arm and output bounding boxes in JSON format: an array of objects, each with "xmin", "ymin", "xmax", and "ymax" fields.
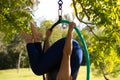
[
  {"xmin": 43, "ymin": 29, "xmax": 53, "ymax": 80},
  {"xmin": 44, "ymin": 29, "xmax": 52, "ymax": 53},
  {"xmin": 56, "ymin": 22, "xmax": 76, "ymax": 80}
]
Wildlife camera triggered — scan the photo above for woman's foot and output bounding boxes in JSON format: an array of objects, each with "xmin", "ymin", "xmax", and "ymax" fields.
[
  {"xmin": 34, "ymin": 32, "xmax": 43, "ymax": 42},
  {"xmin": 68, "ymin": 22, "xmax": 76, "ymax": 32},
  {"xmin": 30, "ymin": 22, "xmax": 43, "ymax": 42},
  {"xmin": 21, "ymin": 31, "xmax": 33, "ymax": 44}
]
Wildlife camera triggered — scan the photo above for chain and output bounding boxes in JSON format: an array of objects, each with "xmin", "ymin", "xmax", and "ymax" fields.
[
  {"xmin": 58, "ymin": 0, "xmax": 63, "ymax": 10},
  {"xmin": 58, "ymin": 0, "xmax": 63, "ymax": 18}
]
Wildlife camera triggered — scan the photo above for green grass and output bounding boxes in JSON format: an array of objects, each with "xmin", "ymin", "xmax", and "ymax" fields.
[
  {"xmin": 0, "ymin": 68, "xmax": 42, "ymax": 80},
  {"xmin": 0, "ymin": 67, "xmax": 119, "ymax": 80}
]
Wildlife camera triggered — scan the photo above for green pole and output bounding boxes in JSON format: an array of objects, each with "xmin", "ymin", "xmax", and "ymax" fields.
[{"xmin": 60, "ymin": 20, "xmax": 90, "ymax": 80}]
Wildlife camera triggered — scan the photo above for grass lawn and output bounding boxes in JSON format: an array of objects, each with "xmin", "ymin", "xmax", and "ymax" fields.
[{"xmin": 0, "ymin": 67, "xmax": 119, "ymax": 80}]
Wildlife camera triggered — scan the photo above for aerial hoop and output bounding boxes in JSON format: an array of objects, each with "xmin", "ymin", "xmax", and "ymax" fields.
[
  {"xmin": 49, "ymin": 1, "xmax": 90, "ymax": 79},
  {"xmin": 43, "ymin": 0, "xmax": 90, "ymax": 80},
  {"xmin": 49, "ymin": 19, "xmax": 90, "ymax": 80},
  {"xmin": 43, "ymin": 19, "xmax": 91, "ymax": 80}
]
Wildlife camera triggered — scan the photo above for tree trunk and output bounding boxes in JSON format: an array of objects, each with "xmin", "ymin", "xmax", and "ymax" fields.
[{"xmin": 17, "ymin": 50, "xmax": 23, "ymax": 73}]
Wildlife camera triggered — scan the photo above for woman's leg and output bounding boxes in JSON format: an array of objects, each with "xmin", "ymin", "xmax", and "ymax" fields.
[
  {"xmin": 56, "ymin": 22, "xmax": 81, "ymax": 80},
  {"xmin": 46, "ymin": 39, "xmax": 83, "ymax": 80},
  {"xmin": 26, "ymin": 43, "xmax": 44, "ymax": 75},
  {"xmin": 26, "ymin": 36, "xmax": 82, "ymax": 78},
  {"xmin": 29, "ymin": 38, "xmax": 66, "ymax": 75},
  {"xmin": 56, "ymin": 22, "xmax": 74, "ymax": 80},
  {"xmin": 21, "ymin": 30, "xmax": 44, "ymax": 75}
]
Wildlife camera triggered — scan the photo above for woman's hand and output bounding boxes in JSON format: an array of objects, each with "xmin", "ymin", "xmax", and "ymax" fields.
[
  {"xmin": 30, "ymin": 22, "xmax": 43, "ymax": 42},
  {"xmin": 46, "ymin": 29, "xmax": 52, "ymax": 40},
  {"xmin": 68, "ymin": 22, "xmax": 76, "ymax": 32},
  {"xmin": 21, "ymin": 31, "xmax": 33, "ymax": 43}
]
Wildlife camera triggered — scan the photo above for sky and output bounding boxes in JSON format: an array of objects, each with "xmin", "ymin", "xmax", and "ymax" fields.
[
  {"xmin": 31, "ymin": 0, "xmax": 84, "ymax": 29},
  {"xmin": 32, "ymin": 0, "xmax": 73, "ymax": 25}
]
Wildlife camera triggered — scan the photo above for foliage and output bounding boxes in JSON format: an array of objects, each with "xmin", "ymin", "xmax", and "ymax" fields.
[
  {"xmin": 0, "ymin": 0, "xmax": 33, "ymax": 41},
  {"xmin": 0, "ymin": 0, "xmax": 37, "ymax": 69},
  {"xmin": 0, "ymin": 51, "xmax": 19, "ymax": 69},
  {"xmin": 0, "ymin": 33, "xmax": 29, "ymax": 69},
  {"xmin": 72, "ymin": 0, "xmax": 120, "ymax": 79}
]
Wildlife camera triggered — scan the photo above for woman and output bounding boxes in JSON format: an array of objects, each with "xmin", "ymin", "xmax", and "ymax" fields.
[{"xmin": 21, "ymin": 22, "xmax": 83, "ymax": 80}]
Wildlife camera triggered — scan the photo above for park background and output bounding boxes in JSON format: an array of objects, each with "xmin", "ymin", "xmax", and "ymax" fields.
[{"xmin": 0, "ymin": 0, "xmax": 120, "ymax": 80}]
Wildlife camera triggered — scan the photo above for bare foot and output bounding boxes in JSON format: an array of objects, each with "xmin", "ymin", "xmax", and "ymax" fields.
[
  {"xmin": 21, "ymin": 31, "xmax": 33, "ymax": 43},
  {"xmin": 34, "ymin": 32, "xmax": 43, "ymax": 42},
  {"xmin": 30, "ymin": 22, "xmax": 43, "ymax": 42}
]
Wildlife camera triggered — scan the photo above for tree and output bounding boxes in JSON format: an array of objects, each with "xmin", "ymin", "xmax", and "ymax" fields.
[
  {"xmin": 0, "ymin": 0, "xmax": 37, "ymax": 70},
  {"xmin": 0, "ymin": 33, "xmax": 29, "ymax": 69},
  {"xmin": 0, "ymin": 0, "xmax": 36, "ymax": 41},
  {"xmin": 72, "ymin": 0, "xmax": 120, "ymax": 79}
]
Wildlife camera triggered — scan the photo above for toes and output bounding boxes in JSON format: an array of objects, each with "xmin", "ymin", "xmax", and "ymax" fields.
[
  {"xmin": 21, "ymin": 30, "xmax": 33, "ymax": 43},
  {"xmin": 30, "ymin": 22, "xmax": 36, "ymax": 34}
]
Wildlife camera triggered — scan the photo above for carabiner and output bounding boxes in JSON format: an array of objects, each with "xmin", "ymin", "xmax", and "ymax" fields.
[{"xmin": 58, "ymin": 0, "xmax": 63, "ymax": 10}]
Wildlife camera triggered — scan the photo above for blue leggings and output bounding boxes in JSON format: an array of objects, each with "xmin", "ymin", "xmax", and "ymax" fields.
[{"xmin": 26, "ymin": 38, "xmax": 83, "ymax": 80}]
